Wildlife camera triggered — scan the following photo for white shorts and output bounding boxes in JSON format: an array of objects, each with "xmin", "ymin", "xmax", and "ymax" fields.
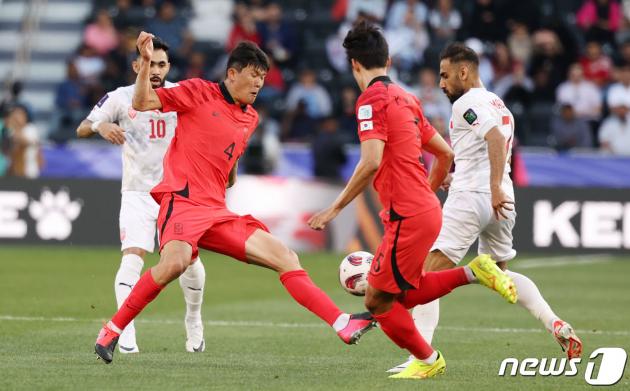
[
  {"xmin": 431, "ymin": 191, "xmax": 517, "ymax": 265},
  {"xmin": 119, "ymin": 191, "xmax": 160, "ymax": 252}
]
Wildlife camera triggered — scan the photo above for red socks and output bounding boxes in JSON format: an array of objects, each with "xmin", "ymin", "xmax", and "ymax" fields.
[
  {"xmin": 280, "ymin": 269, "xmax": 343, "ymax": 326},
  {"xmin": 111, "ymin": 269, "xmax": 165, "ymax": 331},
  {"xmin": 373, "ymin": 302, "xmax": 434, "ymax": 360},
  {"xmin": 399, "ymin": 268, "xmax": 469, "ymax": 309}
]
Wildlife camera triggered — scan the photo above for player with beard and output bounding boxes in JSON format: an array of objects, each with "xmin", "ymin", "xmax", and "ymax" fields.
[
  {"xmin": 387, "ymin": 42, "xmax": 582, "ymax": 373},
  {"xmin": 78, "ymin": 36, "xmax": 206, "ymax": 354}
]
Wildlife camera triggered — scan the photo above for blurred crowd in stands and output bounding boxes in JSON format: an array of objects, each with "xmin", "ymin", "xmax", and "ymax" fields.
[{"xmin": 1, "ymin": 0, "xmax": 630, "ymax": 180}]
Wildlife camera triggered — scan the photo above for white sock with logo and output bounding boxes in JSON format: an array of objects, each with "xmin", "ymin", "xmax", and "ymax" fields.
[
  {"xmin": 506, "ymin": 270, "xmax": 559, "ymax": 332},
  {"xmin": 412, "ymin": 299, "xmax": 440, "ymax": 345},
  {"xmin": 114, "ymin": 254, "xmax": 143, "ymax": 347},
  {"xmin": 179, "ymin": 258, "xmax": 205, "ymax": 323}
]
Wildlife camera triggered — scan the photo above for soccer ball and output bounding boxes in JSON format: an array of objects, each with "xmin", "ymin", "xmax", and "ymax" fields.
[{"xmin": 339, "ymin": 251, "xmax": 373, "ymax": 296}]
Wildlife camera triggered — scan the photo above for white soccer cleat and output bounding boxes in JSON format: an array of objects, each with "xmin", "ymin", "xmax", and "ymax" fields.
[
  {"xmin": 118, "ymin": 324, "xmax": 139, "ymax": 354},
  {"xmin": 553, "ymin": 320, "xmax": 582, "ymax": 359},
  {"xmin": 387, "ymin": 355, "xmax": 414, "ymax": 373},
  {"xmin": 185, "ymin": 319, "xmax": 205, "ymax": 352}
]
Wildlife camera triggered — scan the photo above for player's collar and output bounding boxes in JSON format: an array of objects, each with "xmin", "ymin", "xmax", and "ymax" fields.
[
  {"xmin": 368, "ymin": 75, "xmax": 392, "ymax": 88},
  {"xmin": 219, "ymin": 81, "xmax": 248, "ymax": 112}
]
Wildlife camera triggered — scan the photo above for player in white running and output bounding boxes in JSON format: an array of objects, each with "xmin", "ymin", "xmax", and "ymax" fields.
[
  {"xmin": 388, "ymin": 42, "xmax": 582, "ymax": 373},
  {"xmin": 76, "ymin": 37, "xmax": 206, "ymax": 354}
]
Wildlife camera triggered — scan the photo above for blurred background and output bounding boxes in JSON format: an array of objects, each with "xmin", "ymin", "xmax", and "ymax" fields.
[{"xmin": 0, "ymin": 0, "xmax": 629, "ymax": 255}]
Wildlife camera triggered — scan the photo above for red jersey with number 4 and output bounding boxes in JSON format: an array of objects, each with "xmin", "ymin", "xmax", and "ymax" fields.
[
  {"xmin": 151, "ymin": 78, "xmax": 258, "ymax": 206},
  {"xmin": 356, "ymin": 76, "xmax": 439, "ymax": 220}
]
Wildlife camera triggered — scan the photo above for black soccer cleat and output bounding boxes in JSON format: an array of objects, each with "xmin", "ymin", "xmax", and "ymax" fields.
[{"xmin": 94, "ymin": 324, "xmax": 120, "ymax": 364}]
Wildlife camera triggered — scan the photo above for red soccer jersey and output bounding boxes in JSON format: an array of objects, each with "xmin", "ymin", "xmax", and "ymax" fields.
[
  {"xmin": 356, "ymin": 76, "xmax": 439, "ymax": 220},
  {"xmin": 151, "ymin": 78, "xmax": 258, "ymax": 206}
]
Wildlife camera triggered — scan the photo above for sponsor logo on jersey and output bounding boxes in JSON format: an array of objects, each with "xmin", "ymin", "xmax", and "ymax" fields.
[
  {"xmin": 463, "ymin": 108, "xmax": 478, "ymax": 125},
  {"xmin": 360, "ymin": 121, "xmax": 373, "ymax": 131},
  {"xmin": 357, "ymin": 105, "xmax": 373, "ymax": 120}
]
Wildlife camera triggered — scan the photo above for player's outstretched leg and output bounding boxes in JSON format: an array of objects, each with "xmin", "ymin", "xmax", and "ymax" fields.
[
  {"xmin": 504, "ymin": 269, "xmax": 582, "ymax": 358},
  {"xmin": 114, "ymin": 251, "xmax": 144, "ymax": 354},
  {"xmin": 95, "ymin": 240, "xmax": 194, "ymax": 364},
  {"xmin": 179, "ymin": 257, "xmax": 206, "ymax": 352},
  {"xmin": 245, "ymin": 229, "xmax": 377, "ymax": 344}
]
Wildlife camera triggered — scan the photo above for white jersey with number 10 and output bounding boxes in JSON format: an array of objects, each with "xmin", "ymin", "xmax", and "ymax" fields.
[{"xmin": 87, "ymin": 82, "xmax": 177, "ymax": 192}]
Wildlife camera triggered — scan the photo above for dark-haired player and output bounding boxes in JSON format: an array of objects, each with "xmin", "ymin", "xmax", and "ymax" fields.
[
  {"xmin": 77, "ymin": 36, "xmax": 206, "ymax": 354},
  {"xmin": 94, "ymin": 32, "xmax": 376, "ymax": 364},
  {"xmin": 308, "ymin": 22, "xmax": 517, "ymax": 379},
  {"xmin": 388, "ymin": 42, "xmax": 582, "ymax": 372}
]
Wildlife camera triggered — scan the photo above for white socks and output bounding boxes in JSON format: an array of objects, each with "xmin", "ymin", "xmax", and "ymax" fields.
[
  {"xmin": 421, "ymin": 350, "xmax": 439, "ymax": 365},
  {"xmin": 412, "ymin": 299, "xmax": 440, "ymax": 345},
  {"xmin": 463, "ymin": 266, "xmax": 477, "ymax": 283},
  {"xmin": 114, "ymin": 254, "xmax": 143, "ymax": 347},
  {"xmin": 506, "ymin": 270, "xmax": 559, "ymax": 332},
  {"xmin": 179, "ymin": 258, "xmax": 205, "ymax": 323}
]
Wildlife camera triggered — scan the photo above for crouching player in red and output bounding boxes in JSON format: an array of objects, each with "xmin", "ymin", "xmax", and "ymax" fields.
[
  {"xmin": 308, "ymin": 22, "xmax": 518, "ymax": 380},
  {"xmin": 94, "ymin": 32, "xmax": 376, "ymax": 364}
]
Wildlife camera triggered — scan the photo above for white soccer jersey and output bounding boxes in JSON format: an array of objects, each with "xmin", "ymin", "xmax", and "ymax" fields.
[
  {"xmin": 87, "ymin": 82, "xmax": 177, "ymax": 192},
  {"xmin": 448, "ymin": 87, "xmax": 515, "ymax": 199}
]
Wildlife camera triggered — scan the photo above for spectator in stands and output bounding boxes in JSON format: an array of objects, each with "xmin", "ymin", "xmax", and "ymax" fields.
[
  {"xmin": 556, "ymin": 63, "xmax": 602, "ymax": 122},
  {"xmin": 507, "ymin": 22, "xmax": 533, "ymax": 66},
  {"xmin": 467, "ymin": 0, "xmax": 506, "ymax": 43},
  {"xmin": 257, "ymin": 2, "xmax": 297, "ymax": 67},
  {"xmin": 414, "ymin": 67, "xmax": 451, "ymax": 125},
  {"xmin": 428, "ymin": 0, "xmax": 461, "ymax": 48},
  {"xmin": 285, "ymin": 68, "xmax": 332, "ymax": 123},
  {"xmin": 495, "ymin": 61, "xmax": 534, "ymax": 100},
  {"xmin": 529, "ymin": 29, "xmax": 571, "ymax": 93},
  {"xmin": 108, "ymin": 0, "xmax": 136, "ymax": 30},
  {"xmin": 550, "ymin": 103, "xmax": 593, "ymax": 150},
  {"xmin": 616, "ymin": 39, "xmax": 630, "ymax": 63},
  {"xmin": 0, "ymin": 111, "xmax": 10, "ymax": 176},
  {"xmin": 145, "ymin": 1, "xmax": 193, "ymax": 65},
  {"xmin": 492, "ymin": 43, "xmax": 515, "ymax": 85},
  {"xmin": 312, "ymin": 116, "xmax": 348, "ymax": 182},
  {"xmin": 5, "ymin": 105, "xmax": 42, "ymax": 178},
  {"xmin": 84, "ymin": 9, "xmax": 119, "ymax": 56},
  {"xmin": 73, "ymin": 44, "xmax": 106, "ymax": 85},
  {"xmin": 51, "ymin": 61, "xmax": 88, "ymax": 142},
  {"xmin": 466, "ymin": 38, "xmax": 494, "ymax": 88},
  {"xmin": 256, "ymin": 57, "xmax": 285, "ymax": 104},
  {"xmin": 242, "ymin": 105, "xmax": 281, "ymax": 174},
  {"xmin": 580, "ymin": 40, "xmax": 613, "ymax": 86},
  {"xmin": 385, "ymin": 0, "xmax": 430, "ymax": 71},
  {"xmin": 599, "ymin": 61, "xmax": 630, "ymax": 154},
  {"xmin": 184, "ymin": 51, "xmax": 207, "ymax": 79},
  {"xmin": 336, "ymin": 85, "xmax": 359, "ymax": 143},
  {"xmin": 342, "ymin": 0, "xmax": 388, "ymax": 24},
  {"xmin": 227, "ymin": 3, "xmax": 262, "ymax": 52},
  {"xmin": 576, "ymin": 0, "xmax": 623, "ymax": 46}
]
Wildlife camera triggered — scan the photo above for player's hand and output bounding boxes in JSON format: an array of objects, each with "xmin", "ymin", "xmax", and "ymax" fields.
[
  {"xmin": 491, "ymin": 187, "xmax": 514, "ymax": 220},
  {"xmin": 136, "ymin": 31, "xmax": 154, "ymax": 61},
  {"xmin": 308, "ymin": 206, "xmax": 340, "ymax": 230},
  {"xmin": 96, "ymin": 122, "xmax": 126, "ymax": 145},
  {"xmin": 440, "ymin": 173, "xmax": 452, "ymax": 191}
]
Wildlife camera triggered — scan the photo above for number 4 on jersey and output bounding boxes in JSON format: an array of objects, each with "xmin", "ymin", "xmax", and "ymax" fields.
[{"xmin": 224, "ymin": 142, "xmax": 236, "ymax": 160}]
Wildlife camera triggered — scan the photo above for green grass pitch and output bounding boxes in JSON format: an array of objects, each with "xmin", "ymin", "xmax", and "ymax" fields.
[{"xmin": 1, "ymin": 246, "xmax": 628, "ymax": 390}]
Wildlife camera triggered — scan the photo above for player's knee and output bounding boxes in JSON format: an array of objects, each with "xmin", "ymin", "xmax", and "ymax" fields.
[{"xmin": 274, "ymin": 248, "xmax": 301, "ymax": 273}]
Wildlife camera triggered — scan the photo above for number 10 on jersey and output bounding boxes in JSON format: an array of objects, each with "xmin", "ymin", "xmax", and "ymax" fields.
[{"xmin": 149, "ymin": 119, "xmax": 166, "ymax": 139}]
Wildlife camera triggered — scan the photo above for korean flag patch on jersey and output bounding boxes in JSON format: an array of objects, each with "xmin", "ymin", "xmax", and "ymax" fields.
[
  {"xmin": 358, "ymin": 105, "xmax": 373, "ymax": 120},
  {"xmin": 360, "ymin": 120, "xmax": 373, "ymax": 131}
]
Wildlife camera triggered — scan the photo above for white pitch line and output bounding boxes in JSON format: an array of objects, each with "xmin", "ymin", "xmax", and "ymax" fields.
[
  {"xmin": 511, "ymin": 254, "xmax": 615, "ymax": 269},
  {"xmin": 0, "ymin": 315, "xmax": 628, "ymax": 337}
]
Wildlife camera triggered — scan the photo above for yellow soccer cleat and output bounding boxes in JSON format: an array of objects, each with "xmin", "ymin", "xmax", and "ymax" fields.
[
  {"xmin": 468, "ymin": 254, "xmax": 517, "ymax": 304},
  {"xmin": 389, "ymin": 351, "xmax": 446, "ymax": 379}
]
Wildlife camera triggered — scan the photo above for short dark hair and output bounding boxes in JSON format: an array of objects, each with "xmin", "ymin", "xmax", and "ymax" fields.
[
  {"xmin": 343, "ymin": 20, "xmax": 388, "ymax": 69},
  {"xmin": 226, "ymin": 41, "xmax": 270, "ymax": 73},
  {"xmin": 136, "ymin": 36, "xmax": 170, "ymax": 58},
  {"xmin": 440, "ymin": 42, "xmax": 479, "ymax": 66}
]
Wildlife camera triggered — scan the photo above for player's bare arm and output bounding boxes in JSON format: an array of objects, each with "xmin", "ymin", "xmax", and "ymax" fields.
[
  {"xmin": 485, "ymin": 127, "xmax": 513, "ymax": 219},
  {"xmin": 227, "ymin": 159, "xmax": 238, "ymax": 188},
  {"xmin": 423, "ymin": 133, "xmax": 454, "ymax": 192},
  {"xmin": 132, "ymin": 31, "xmax": 163, "ymax": 111},
  {"xmin": 308, "ymin": 138, "xmax": 384, "ymax": 230},
  {"xmin": 76, "ymin": 119, "xmax": 126, "ymax": 145}
]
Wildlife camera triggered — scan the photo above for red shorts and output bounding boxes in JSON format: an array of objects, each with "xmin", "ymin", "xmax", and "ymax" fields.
[
  {"xmin": 368, "ymin": 206, "xmax": 442, "ymax": 294},
  {"xmin": 157, "ymin": 194, "xmax": 269, "ymax": 261}
]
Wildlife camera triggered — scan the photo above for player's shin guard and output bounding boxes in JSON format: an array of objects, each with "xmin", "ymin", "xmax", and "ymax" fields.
[
  {"xmin": 373, "ymin": 302, "xmax": 434, "ymax": 361},
  {"xmin": 279, "ymin": 269, "xmax": 343, "ymax": 326},
  {"xmin": 398, "ymin": 268, "xmax": 469, "ymax": 308},
  {"xmin": 179, "ymin": 258, "xmax": 205, "ymax": 323},
  {"xmin": 111, "ymin": 269, "xmax": 165, "ymax": 331},
  {"xmin": 506, "ymin": 270, "xmax": 558, "ymax": 332}
]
